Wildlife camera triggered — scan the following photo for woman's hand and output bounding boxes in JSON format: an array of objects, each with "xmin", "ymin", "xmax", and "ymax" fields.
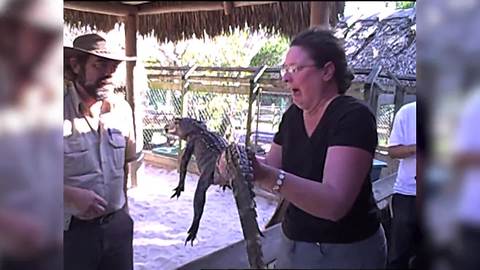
[
  {"xmin": 213, "ymin": 151, "xmax": 229, "ymax": 186},
  {"xmin": 249, "ymin": 151, "xmax": 276, "ymax": 191},
  {"xmin": 213, "ymin": 148, "xmax": 274, "ymax": 191}
]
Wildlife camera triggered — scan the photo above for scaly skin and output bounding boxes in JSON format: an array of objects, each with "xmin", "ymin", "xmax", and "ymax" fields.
[
  {"xmin": 165, "ymin": 118, "xmax": 265, "ymax": 269},
  {"xmin": 218, "ymin": 143, "xmax": 265, "ymax": 269},
  {"xmin": 165, "ymin": 117, "xmax": 229, "ymax": 246}
]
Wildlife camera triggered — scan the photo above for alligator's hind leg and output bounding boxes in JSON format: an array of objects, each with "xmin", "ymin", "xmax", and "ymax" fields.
[{"xmin": 185, "ymin": 170, "xmax": 213, "ymax": 246}]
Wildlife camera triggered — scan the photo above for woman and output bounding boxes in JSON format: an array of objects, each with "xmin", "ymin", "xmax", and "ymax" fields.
[{"xmin": 219, "ymin": 28, "xmax": 387, "ymax": 268}]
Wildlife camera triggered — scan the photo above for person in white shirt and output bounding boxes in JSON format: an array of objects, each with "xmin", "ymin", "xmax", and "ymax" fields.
[
  {"xmin": 387, "ymin": 101, "xmax": 417, "ymax": 269},
  {"xmin": 453, "ymin": 89, "xmax": 480, "ymax": 270}
]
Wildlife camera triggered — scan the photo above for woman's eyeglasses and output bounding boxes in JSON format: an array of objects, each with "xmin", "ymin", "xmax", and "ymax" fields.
[{"xmin": 280, "ymin": 64, "xmax": 317, "ymax": 77}]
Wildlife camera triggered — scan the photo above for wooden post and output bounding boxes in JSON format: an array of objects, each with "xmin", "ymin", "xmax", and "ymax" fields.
[
  {"xmin": 387, "ymin": 70, "xmax": 407, "ymax": 115},
  {"xmin": 125, "ymin": 14, "xmax": 138, "ymax": 190},
  {"xmin": 223, "ymin": 1, "xmax": 234, "ymax": 15},
  {"xmin": 125, "ymin": 14, "xmax": 137, "ymax": 109},
  {"xmin": 310, "ymin": 1, "xmax": 330, "ymax": 29},
  {"xmin": 393, "ymin": 84, "xmax": 406, "ymax": 115}
]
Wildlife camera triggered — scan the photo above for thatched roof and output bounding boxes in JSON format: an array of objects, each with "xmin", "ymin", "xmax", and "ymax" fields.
[
  {"xmin": 339, "ymin": 7, "xmax": 416, "ymax": 87},
  {"xmin": 64, "ymin": 1, "xmax": 345, "ymax": 42}
]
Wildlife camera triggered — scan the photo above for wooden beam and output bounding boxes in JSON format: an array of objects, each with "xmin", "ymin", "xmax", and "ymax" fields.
[
  {"xmin": 137, "ymin": 1, "xmax": 277, "ymax": 15},
  {"xmin": 223, "ymin": 1, "xmax": 234, "ymax": 15},
  {"xmin": 234, "ymin": 1, "xmax": 278, "ymax": 8},
  {"xmin": 64, "ymin": 1, "xmax": 137, "ymax": 16},
  {"xmin": 310, "ymin": 1, "xmax": 330, "ymax": 29},
  {"xmin": 124, "ymin": 13, "xmax": 138, "ymax": 205},
  {"xmin": 125, "ymin": 14, "xmax": 137, "ymax": 109}
]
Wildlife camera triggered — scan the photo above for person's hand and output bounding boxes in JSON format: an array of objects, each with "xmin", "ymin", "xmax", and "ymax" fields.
[
  {"xmin": 213, "ymin": 151, "xmax": 229, "ymax": 186},
  {"xmin": 249, "ymin": 152, "xmax": 275, "ymax": 190},
  {"xmin": 213, "ymin": 148, "xmax": 273, "ymax": 191},
  {"xmin": 65, "ymin": 187, "xmax": 107, "ymax": 220},
  {"xmin": 0, "ymin": 209, "xmax": 48, "ymax": 259}
]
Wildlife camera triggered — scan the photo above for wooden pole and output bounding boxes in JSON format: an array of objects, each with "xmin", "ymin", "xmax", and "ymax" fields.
[
  {"xmin": 137, "ymin": 1, "xmax": 276, "ymax": 15},
  {"xmin": 64, "ymin": 1, "xmax": 137, "ymax": 16},
  {"xmin": 125, "ymin": 14, "xmax": 138, "ymax": 190},
  {"xmin": 223, "ymin": 1, "xmax": 234, "ymax": 15},
  {"xmin": 125, "ymin": 14, "xmax": 137, "ymax": 109},
  {"xmin": 309, "ymin": 1, "xmax": 330, "ymax": 29}
]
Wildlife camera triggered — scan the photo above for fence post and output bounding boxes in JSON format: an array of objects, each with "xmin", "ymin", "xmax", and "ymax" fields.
[
  {"xmin": 254, "ymin": 89, "xmax": 261, "ymax": 149},
  {"xmin": 178, "ymin": 65, "xmax": 198, "ymax": 152},
  {"xmin": 246, "ymin": 65, "xmax": 268, "ymax": 148},
  {"xmin": 364, "ymin": 64, "xmax": 383, "ymax": 117},
  {"xmin": 387, "ymin": 70, "xmax": 406, "ymax": 115}
]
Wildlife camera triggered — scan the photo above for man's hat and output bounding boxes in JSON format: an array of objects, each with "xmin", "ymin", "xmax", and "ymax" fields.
[{"xmin": 64, "ymin": 33, "xmax": 136, "ymax": 62}]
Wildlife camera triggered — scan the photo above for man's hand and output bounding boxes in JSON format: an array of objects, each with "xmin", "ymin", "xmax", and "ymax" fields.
[
  {"xmin": 64, "ymin": 186, "xmax": 107, "ymax": 220},
  {"xmin": 388, "ymin": 144, "xmax": 416, "ymax": 159}
]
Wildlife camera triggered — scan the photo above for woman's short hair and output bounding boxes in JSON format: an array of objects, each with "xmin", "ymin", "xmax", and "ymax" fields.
[{"xmin": 291, "ymin": 27, "xmax": 354, "ymax": 94}]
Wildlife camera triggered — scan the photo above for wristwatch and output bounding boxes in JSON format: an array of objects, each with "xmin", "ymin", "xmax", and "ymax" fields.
[{"xmin": 272, "ymin": 169, "xmax": 286, "ymax": 193}]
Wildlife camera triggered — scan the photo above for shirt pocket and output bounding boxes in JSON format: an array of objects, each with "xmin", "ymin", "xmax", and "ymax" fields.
[
  {"xmin": 108, "ymin": 130, "xmax": 126, "ymax": 170},
  {"xmin": 64, "ymin": 139, "xmax": 90, "ymax": 177}
]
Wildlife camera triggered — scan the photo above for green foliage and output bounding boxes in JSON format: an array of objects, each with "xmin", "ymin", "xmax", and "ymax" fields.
[
  {"xmin": 180, "ymin": 28, "xmax": 259, "ymax": 67},
  {"xmin": 249, "ymin": 36, "xmax": 290, "ymax": 67},
  {"xmin": 395, "ymin": 1, "xmax": 415, "ymax": 9}
]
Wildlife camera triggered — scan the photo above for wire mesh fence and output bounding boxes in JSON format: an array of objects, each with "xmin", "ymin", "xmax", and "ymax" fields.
[
  {"xmin": 139, "ymin": 65, "xmax": 414, "ymax": 160},
  {"xmin": 377, "ymin": 103, "xmax": 395, "ymax": 148},
  {"xmin": 142, "ymin": 87, "xmax": 292, "ymax": 156}
]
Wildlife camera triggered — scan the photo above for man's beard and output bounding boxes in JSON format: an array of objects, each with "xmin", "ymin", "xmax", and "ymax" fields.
[{"xmin": 77, "ymin": 75, "xmax": 113, "ymax": 101}]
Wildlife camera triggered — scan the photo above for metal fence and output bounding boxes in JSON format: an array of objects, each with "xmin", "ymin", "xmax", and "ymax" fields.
[{"xmin": 140, "ymin": 65, "xmax": 415, "ymax": 157}]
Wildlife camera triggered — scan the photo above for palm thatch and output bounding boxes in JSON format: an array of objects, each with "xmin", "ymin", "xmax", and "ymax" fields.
[
  {"xmin": 64, "ymin": 1, "xmax": 345, "ymax": 42},
  {"xmin": 340, "ymin": 7, "xmax": 416, "ymax": 87}
]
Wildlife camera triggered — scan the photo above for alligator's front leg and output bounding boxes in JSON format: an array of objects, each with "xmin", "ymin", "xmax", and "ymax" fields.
[
  {"xmin": 171, "ymin": 141, "xmax": 194, "ymax": 199},
  {"xmin": 185, "ymin": 170, "xmax": 213, "ymax": 246}
]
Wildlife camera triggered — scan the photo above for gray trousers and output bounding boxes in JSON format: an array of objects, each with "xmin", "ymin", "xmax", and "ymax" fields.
[{"xmin": 275, "ymin": 225, "xmax": 387, "ymax": 269}]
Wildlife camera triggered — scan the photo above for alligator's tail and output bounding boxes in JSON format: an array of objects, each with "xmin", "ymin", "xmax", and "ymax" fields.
[{"xmin": 226, "ymin": 143, "xmax": 265, "ymax": 269}]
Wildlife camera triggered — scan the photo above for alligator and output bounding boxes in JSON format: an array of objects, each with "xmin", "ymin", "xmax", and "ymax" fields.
[
  {"xmin": 214, "ymin": 143, "xmax": 265, "ymax": 269},
  {"xmin": 164, "ymin": 117, "xmax": 229, "ymax": 245},
  {"xmin": 164, "ymin": 117, "xmax": 265, "ymax": 269}
]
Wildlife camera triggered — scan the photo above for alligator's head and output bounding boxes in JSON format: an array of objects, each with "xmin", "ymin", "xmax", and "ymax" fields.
[{"xmin": 164, "ymin": 117, "xmax": 207, "ymax": 140}]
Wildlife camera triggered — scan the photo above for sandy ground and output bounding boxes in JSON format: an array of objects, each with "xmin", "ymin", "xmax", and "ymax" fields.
[{"xmin": 127, "ymin": 164, "xmax": 278, "ymax": 270}]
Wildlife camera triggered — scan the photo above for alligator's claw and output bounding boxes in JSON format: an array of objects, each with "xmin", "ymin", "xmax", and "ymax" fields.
[
  {"xmin": 171, "ymin": 186, "xmax": 184, "ymax": 199},
  {"xmin": 185, "ymin": 224, "xmax": 199, "ymax": 246},
  {"xmin": 221, "ymin": 184, "xmax": 232, "ymax": 191}
]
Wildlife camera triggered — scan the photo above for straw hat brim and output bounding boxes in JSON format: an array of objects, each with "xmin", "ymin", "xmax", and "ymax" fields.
[{"xmin": 64, "ymin": 46, "xmax": 136, "ymax": 62}]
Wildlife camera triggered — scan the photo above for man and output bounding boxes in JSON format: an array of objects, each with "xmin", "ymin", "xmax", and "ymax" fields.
[
  {"xmin": 64, "ymin": 33, "xmax": 137, "ymax": 270},
  {"xmin": 387, "ymin": 101, "xmax": 417, "ymax": 269}
]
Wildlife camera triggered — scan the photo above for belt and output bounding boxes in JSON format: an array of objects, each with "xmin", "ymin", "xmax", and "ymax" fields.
[{"xmin": 72, "ymin": 210, "xmax": 118, "ymax": 226}]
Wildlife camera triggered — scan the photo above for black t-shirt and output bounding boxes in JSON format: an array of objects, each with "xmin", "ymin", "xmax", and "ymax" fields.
[{"xmin": 273, "ymin": 95, "xmax": 380, "ymax": 243}]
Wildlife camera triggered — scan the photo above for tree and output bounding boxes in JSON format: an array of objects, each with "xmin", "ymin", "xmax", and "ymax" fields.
[
  {"xmin": 249, "ymin": 35, "xmax": 290, "ymax": 67},
  {"xmin": 396, "ymin": 1, "xmax": 415, "ymax": 9}
]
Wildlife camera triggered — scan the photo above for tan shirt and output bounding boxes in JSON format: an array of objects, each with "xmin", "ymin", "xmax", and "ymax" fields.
[{"xmin": 63, "ymin": 81, "xmax": 136, "ymax": 230}]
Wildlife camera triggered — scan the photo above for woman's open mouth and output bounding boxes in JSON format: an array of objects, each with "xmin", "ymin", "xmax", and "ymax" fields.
[{"xmin": 291, "ymin": 88, "xmax": 301, "ymax": 96}]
